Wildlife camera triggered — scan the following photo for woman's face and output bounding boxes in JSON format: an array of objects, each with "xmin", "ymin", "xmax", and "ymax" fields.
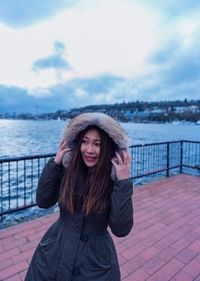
[{"xmin": 80, "ymin": 128, "xmax": 101, "ymax": 168}]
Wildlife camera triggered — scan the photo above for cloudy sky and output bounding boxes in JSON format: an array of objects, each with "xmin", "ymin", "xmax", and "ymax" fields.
[{"xmin": 0, "ymin": 0, "xmax": 200, "ymax": 114}]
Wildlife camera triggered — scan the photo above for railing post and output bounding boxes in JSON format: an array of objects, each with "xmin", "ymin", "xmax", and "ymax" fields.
[
  {"xmin": 180, "ymin": 140, "xmax": 183, "ymax": 173},
  {"xmin": 166, "ymin": 142, "xmax": 170, "ymax": 177},
  {"xmin": 130, "ymin": 146, "xmax": 133, "ymax": 178}
]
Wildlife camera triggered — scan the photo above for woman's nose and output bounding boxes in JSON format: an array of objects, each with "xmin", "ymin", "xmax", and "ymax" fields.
[{"xmin": 86, "ymin": 144, "xmax": 94, "ymax": 152}]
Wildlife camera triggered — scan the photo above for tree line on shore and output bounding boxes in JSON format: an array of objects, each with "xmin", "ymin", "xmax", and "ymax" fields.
[{"xmin": 1, "ymin": 99, "xmax": 200, "ymax": 124}]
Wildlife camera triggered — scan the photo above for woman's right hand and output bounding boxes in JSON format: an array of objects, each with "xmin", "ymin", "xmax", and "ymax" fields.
[{"xmin": 54, "ymin": 140, "xmax": 71, "ymax": 165}]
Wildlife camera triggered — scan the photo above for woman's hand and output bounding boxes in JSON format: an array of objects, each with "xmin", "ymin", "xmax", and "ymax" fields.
[
  {"xmin": 54, "ymin": 140, "xmax": 71, "ymax": 165},
  {"xmin": 111, "ymin": 150, "xmax": 131, "ymax": 180}
]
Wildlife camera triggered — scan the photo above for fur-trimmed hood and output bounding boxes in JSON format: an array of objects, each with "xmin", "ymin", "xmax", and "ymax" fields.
[{"xmin": 62, "ymin": 112, "xmax": 129, "ymax": 149}]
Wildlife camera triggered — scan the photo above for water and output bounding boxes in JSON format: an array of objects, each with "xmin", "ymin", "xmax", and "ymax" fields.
[{"xmin": 0, "ymin": 119, "xmax": 200, "ymax": 158}]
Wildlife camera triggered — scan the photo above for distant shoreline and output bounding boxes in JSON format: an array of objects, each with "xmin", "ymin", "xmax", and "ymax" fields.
[{"xmin": 0, "ymin": 117, "xmax": 200, "ymax": 125}]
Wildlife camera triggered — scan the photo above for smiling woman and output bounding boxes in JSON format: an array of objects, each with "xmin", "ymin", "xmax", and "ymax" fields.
[{"xmin": 24, "ymin": 112, "xmax": 134, "ymax": 281}]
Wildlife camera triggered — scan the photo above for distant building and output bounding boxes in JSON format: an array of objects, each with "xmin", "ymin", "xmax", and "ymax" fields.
[
  {"xmin": 151, "ymin": 108, "xmax": 167, "ymax": 114},
  {"xmin": 174, "ymin": 105, "xmax": 200, "ymax": 113}
]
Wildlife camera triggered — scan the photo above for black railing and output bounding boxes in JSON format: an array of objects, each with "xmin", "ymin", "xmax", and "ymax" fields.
[
  {"xmin": 129, "ymin": 141, "xmax": 181, "ymax": 179},
  {"xmin": 0, "ymin": 154, "xmax": 54, "ymax": 219},
  {"xmin": 0, "ymin": 140, "xmax": 200, "ymax": 220}
]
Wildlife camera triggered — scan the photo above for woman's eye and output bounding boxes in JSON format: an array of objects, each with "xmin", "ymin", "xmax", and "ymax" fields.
[
  {"xmin": 82, "ymin": 139, "xmax": 88, "ymax": 144},
  {"xmin": 95, "ymin": 143, "xmax": 101, "ymax": 147}
]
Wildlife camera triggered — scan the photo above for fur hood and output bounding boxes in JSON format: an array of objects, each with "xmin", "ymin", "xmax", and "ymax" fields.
[
  {"xmin": 61, "ymin": 113, "xmax": 129, "ymax": 173},
  {"xmin": 62, "ymin": 112, "xmax": 129, "ymax": 149}
]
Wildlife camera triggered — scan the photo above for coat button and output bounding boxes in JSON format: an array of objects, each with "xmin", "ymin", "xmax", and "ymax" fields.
[{"xmin": 80, "ymin": 233, "xmax": 88, "ymax": 241}]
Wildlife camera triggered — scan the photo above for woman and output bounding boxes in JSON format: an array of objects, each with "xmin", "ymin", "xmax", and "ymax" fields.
[{"xmin": 25, "ymin": 112, "xmax": 134, "ymax": 281}]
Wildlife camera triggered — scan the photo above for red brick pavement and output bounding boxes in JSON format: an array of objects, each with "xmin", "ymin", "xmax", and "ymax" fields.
[{"xmin": 0, "ymin": 174, "xmax": 200, "ymax": 281}]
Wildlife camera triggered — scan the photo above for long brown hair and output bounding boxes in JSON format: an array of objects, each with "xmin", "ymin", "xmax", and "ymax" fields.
[{"xmin": 60, "ymin": 125, "xmax": 116, "ymax": 215}]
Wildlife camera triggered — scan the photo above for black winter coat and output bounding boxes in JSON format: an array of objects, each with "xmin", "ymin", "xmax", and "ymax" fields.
[{"xmin": 25, "ymin": 159, "xmax": 133, "ymax": 281}]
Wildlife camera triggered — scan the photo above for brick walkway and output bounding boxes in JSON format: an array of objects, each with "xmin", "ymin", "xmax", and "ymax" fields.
[{"xmin": 0, "ymin": 174, "xmax": 200, "ymax": 281}]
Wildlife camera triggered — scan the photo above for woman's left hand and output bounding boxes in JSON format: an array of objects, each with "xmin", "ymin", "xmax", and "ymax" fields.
[{"xmin": 111, "ymin": 150, "xmax": 131, "ymax": 180}]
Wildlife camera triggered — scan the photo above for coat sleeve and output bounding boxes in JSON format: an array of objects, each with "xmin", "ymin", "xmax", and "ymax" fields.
[
  {"xmin": 36, "ymin": 158, "xmax": 65, "ymax": 208},
  {"xmin": 108, "ymin": 179, "xmax": 134, "ymax": 237}
]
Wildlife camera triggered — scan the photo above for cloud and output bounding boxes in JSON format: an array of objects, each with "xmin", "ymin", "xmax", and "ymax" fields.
[
  {"xmin": 0, "ymin": 74, "xmax": 125, "ymax": 113},
  {"xmin": 136, "ymin": 9, "xmax": 200, "ymax": 101},
  {"xmin": 54, "ymin": 41, "xmax": 66, "ymax": 54},
  {"xmin": 56, "ymin": 74, "xmax": 125, "ymax": 107},
  {"xmin": 48, "ymin": 74, "xmax": 125, "ymax": 108},
  {"xmin": 149, "ymin": 37, "xmax": 200, "ymax": 86},
  {"xmin": 0, "ymin": 0, "xmax": 80, "ymax": 27},
  {"xmin": 1, "ymin": 0, "xmax": 200, "ymax": 114},
  {"xmin": 0, "ymin": 84, "xmax": 35, "ymax": 113},
  {"xmin": 0, "ymin": 0, "xmax": 158, "ymax": 88},
  {"xmin": 33, "ymin": 55, "xmax": 70, "ymax": 71},
  {"xmin": 151, "ymin": 40, "xmax": 180, "ymax": 64},
  {"xmin": 74, "ymin": 88, "xmax": 88, "ymax": 98},
  {"xmin": 140, "ymin": 0, "xmax": 200, "ymax": 20},
  {"xmin": 32, "ymin": 41, "xmax": 70, "ymax": 71},
  {"xmin": 1, "ymin": 64, "xmax": 200, "ymax": 115},
  {"xmin": 1, "ymin": 0, "xmax": 198, "ymax": 30},
  {"xmin": 27, "ymin": 88, "xmax": 52, "ymax": 97},
  {"xmin": 72, "ymin": 74, "xmax": 124, "ymax": 93},
  {"xmin": 164, "ymin": 53, "xmax": 200, "ymax": 85}
]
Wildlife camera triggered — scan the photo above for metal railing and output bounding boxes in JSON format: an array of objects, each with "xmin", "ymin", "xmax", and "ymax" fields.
[
  {"xmin": 0, "ymin": 140, "xmax": 199, "ymax": 220},
  {"xmin": 0, "ymin": 154, "xmax": 54, "ymax": 219},
  {"xmin": 129, "ymin": 140, "xmax": 200, "ymax": 180}
]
